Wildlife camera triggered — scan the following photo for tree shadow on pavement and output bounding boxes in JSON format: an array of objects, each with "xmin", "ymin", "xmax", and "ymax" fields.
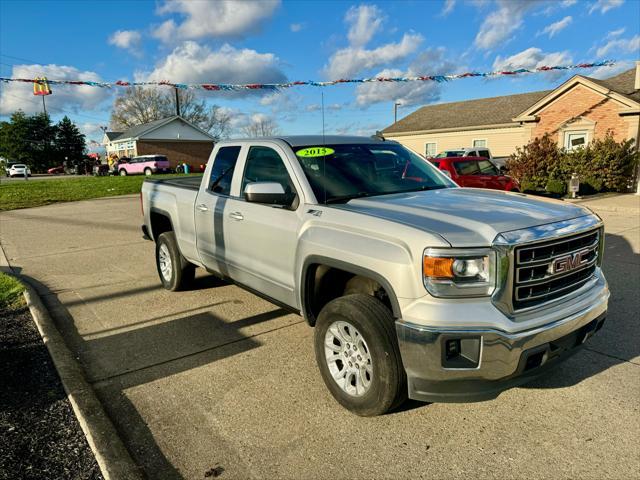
[
  {"xmin": 524, "ymin": 231, "xmax": 639, "ymax": 390},
  {"xmin": 18, "ymin": 273, "xmax": 290, "ymax": 479}
]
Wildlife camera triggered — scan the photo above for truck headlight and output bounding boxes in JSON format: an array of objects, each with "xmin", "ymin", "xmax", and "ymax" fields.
[{"xmin": 423, "ymin": 248, "xmax": 496, "ymax": 297}]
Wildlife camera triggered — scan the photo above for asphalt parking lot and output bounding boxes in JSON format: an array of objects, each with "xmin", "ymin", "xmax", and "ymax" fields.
[{"xmin": 0, "ymin": 195, "xmax": 638, "ymax": 479}]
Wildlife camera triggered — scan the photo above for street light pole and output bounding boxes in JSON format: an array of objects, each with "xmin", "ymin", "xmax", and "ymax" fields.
[{"xmin": 394, "ymin": 102, "xmax": 401, "ymax": 123}]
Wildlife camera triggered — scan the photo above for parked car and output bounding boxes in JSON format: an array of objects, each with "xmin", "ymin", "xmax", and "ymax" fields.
[
  {"xmin": 430, "ymin": 156, "xmax": 520, "ymax": 192},
  {"xmin": 4, "ymin": 161, "xmax": 19, "ymax": 176},
  {"xmin": 118, "ymin": 155, "xmax": 171, "ymax": 176},
  {"xmin": 47, "ymin": 165, "xmax": 65, "ymax": 174},
  {"xmin": 434, "ymin": 147, "xmax": 493, "ymax": 160},
  {"xmin": 8, "ymin": 164, "xmax": 31, "ymax": 177},
  {"xmin": 141, "ymin": 135, "xmax": 608, "ymax": 416}
]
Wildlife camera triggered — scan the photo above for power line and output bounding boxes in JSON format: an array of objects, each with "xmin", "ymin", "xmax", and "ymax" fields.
[{"xmin": 1, "ymin": 92, "xmax": 108, "ymax": 123}]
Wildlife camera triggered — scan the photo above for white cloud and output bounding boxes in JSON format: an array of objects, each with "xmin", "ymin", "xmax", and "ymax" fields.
[
  {"xmin": 596, "ymin": 34, "xmax": 640, "ymax": 57},
  {"xmin": 345, "ymin": 5, "xmax": 384, "ymax": 47},
  {"xmin": 440, "ymin": 0, "xmax": 456, "ymax": 16},
  {"xmin": 108, "ymin": 30, "xmax": 142, "ymax": 56},
  {"xmin": 153, "ymin": 0, "xmax": 280, "ymax": 42},
  {"xmin": 474, "ymin": 0, "xmax": 537, "ymax": 50},
  {"xmin": 538, "ymin": 16, "xmax": 572, "ymax": 38},
  {"xmin": 355, "ymin": 48, "xmax": 457, "ymax": 107},
  {"xmin": 606, "ymin": 27, "xmax": 625, "ymax": 37},
  {"xmin": 493, "ymin": 47, "xmax": 573, "ymax": 81},
  {"xmin": 561, "ymin": 0, "xmax": 577, "ymax": 6},
  {"xmin": 323, "ymin": 4, "xmax": 422, "ymax": 79},
  {"xmin": 588, "ymin": 59, "xmax": 634, "ymax": 79},
  {"xmin": 0, "ymin": 64, "xmax": 111, "ymax": 115},
  {"xmin": 137, "ymin": 42, "xmax": 286, "ymax": 94},
  {"xmin": 589, "ymin": 0, "xmax": 624, "ymax": 14},
  {"xmin": 325, "ymin": 33, "xmax": 423, "ymax": 79},
  {"xmin": 290, "ymin": 23, "xmax": 304, "ymax": 32}
]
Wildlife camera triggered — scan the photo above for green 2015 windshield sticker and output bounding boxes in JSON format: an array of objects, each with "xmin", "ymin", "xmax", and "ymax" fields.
[{"xmin": 296, "ymin": 147, "xmax": 335, "ymax": 157}]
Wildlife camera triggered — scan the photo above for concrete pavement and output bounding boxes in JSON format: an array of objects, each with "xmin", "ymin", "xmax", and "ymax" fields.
[{"xmin": 0, "ymin": 194, "xmax": 638, "ymax": 479}]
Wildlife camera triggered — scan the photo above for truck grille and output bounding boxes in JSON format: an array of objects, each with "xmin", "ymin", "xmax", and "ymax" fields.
[{"xmin": 513, "ymin": 229, "xmax": 600, "ymax": 310}]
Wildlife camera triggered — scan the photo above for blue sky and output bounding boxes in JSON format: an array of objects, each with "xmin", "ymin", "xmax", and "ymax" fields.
[{"xmin": 1, "ymin": 0, "xmax": 638, "ymax": 144}]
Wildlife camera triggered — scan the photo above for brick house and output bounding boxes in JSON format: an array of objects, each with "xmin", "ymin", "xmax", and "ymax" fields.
[
  {"xmin": 102, "ymin": 116, "xmax": 215, "ymax": 170},
  {"xmin": 383, "ymin": 63, "xmax": 640, "ymax": 159}
]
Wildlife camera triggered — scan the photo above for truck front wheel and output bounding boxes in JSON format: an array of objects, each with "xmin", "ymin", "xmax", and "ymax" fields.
[
  {"xmin": 314, "ymin": 294, "xmax": 406, "ymax": 416},
  {"xmin": 155, "ymin": 232, "xmax": 195, "ymax": 291}
]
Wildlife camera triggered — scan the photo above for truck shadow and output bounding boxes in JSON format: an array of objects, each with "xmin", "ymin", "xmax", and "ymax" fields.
[{"xmin": 18, "ymin": 273, "xmax": 290, "ymax": 479}]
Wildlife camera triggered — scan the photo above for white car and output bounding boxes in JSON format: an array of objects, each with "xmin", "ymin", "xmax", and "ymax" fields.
[{"xmin": 8, "ymin": 164, "xmax": 31, "ymax": 177}]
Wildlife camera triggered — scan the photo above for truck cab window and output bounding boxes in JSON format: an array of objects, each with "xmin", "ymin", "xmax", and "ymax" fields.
[
  {"xmin": 209, "ymin": 146, "xmax": 241, "ymax": 195},
  {"xmin": 242, "ymin": 146, "xmax": 297, "ymax": 202}
]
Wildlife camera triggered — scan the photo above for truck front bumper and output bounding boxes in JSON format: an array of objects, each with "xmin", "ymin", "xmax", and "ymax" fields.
[{"xmin": 395, "ymin": 276, "xmax": 609, "ymax": 403}]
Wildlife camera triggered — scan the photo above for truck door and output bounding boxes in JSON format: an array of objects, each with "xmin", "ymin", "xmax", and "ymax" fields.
[
  {"xmin": 476, "ymin": 159, "xmax": 502, "ymax": 190},
  {"xmin": 222, "ymin": 144, "xmax": 302, "ymax": 308},
  {"xmin": 194, "ymin": 145, "xmax": 243, "ymax": 274}
]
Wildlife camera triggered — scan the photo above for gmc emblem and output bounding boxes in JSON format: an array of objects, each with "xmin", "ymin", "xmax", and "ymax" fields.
[{"xmin": 551, "ymin": 249, "xmax": 591, "ymax": 274}]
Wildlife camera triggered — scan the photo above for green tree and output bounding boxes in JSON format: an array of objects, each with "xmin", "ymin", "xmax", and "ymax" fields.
[
  {"xmin": 54, "ymin": 116, "xmax": 86, "ymax": 164},
  {"xmin": 26, "ymin": 113, "xmax": 57, "ymax": 172},
  {"xmin": 0, "ymin": 110, "xmax": 31, "ymax": 164}
]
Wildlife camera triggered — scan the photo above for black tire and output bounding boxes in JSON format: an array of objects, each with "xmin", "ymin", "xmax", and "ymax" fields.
[
  {"xmin": 314, "ymin": 294, "xmax": 407, "ymax": 416},
  {"xmin": 155, "ymin": 232, "xmax": 195, "ymax": 291},
  {"xmin": 119, "ymin": 169, "xmax": 127, "ymax": 176},
  {"xmin": 144, "ymin": 168, "xmax": 152, "ymax": 176}
]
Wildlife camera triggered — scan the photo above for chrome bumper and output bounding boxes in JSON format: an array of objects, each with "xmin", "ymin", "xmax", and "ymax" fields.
[{"xmin": 395, "ymin": 275, "xmax": 609, "ymax": 403}]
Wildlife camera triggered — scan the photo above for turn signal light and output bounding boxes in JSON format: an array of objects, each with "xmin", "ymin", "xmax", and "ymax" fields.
[{"xmin": 423, "ymin": 257, "xmax": 454, "ymax": 278}]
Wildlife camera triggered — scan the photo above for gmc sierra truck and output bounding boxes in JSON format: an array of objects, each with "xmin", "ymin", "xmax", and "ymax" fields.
[{"xmin": 141, "ymin": 135, "xmax": 609, "ymax": 416}]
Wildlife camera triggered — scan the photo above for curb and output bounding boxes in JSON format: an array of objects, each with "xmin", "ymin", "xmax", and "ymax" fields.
[{"xmin": 0, "ymin": 246, "xmax": 142, "ymax": 480}]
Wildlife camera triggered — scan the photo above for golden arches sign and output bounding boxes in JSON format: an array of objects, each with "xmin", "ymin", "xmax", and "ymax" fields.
[{"xmin": 33, "ymin": 77, "xmax": 52, "ymax": 96}]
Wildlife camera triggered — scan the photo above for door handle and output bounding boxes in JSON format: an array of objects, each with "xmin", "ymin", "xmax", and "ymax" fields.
[
  {"xmin": 196, "ymin": 204, "xmax": 209, "ymax": 212},
  {"xmin": 229, "ymin": 211, "xmax": 244, "ymax": 221}
]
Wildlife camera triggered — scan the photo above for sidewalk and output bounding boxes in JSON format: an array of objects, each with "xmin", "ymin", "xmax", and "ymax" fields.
[{"xmin": 565, "ymin": 193, "xmax": 640, "ymax": 215}]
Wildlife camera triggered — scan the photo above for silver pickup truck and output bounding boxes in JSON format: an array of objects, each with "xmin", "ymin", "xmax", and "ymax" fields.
[{"xmin": 141, "ymin": 135, "xmax": 609, "ymax": 416}]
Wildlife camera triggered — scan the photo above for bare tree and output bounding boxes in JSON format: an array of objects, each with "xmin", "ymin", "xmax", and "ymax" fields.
[
  {"xmin": 241, "ymin": 117, "xmax": 279, "ymax": 137},
  {"xmin": 110, "ymin": 87, "xmax": 232, "ymax": 140}
]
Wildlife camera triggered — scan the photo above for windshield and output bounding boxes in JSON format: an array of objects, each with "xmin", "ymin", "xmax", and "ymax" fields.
[{"xmin": 294, "ymin": 143, "xmax": 455, "ymax": 204}]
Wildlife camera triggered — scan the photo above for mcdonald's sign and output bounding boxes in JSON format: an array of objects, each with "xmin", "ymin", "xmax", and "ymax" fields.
[{"xmin": 33, "ymin": 77, "xmax": 52, "ymax": 96}]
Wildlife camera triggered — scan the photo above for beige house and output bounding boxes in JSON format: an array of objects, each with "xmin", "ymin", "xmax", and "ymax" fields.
[
  {"xmin": 383, "ymin": 63, "xmax": 640, "ymax": 159},
  {"xmin": 102, "ymin": 116, "xmax": 215, "ymax": 169}
]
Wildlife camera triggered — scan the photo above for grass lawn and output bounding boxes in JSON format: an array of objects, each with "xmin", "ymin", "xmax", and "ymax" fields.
[
  {"xmin": 0, "ymin": 174, "xmax": 201, "ymax": 211},
  {"xmin": 0, "ymin": 272, "xmax": 26, "ymax": 309}
]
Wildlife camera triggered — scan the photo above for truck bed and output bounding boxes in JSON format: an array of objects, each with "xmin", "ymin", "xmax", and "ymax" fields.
[{"xmin": 144, "ymin": 175, "xmax": 204, "ymax": 191}]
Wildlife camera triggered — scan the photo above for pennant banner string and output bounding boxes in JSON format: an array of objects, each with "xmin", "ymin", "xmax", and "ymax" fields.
[{"xmin": 0, "ymin": 61, "xmax": 615, "ymax": 91}]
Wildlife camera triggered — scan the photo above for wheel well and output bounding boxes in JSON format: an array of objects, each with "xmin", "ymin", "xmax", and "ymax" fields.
[
  {"xmin": 303, "ymin": 264, "xmax": 396, "ymax": 326},
  {"xmin": 150, "ymin": 211, "xmax": 173, "ymax": 241}
]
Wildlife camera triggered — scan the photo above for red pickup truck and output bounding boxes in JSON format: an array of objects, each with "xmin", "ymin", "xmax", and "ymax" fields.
[{"xmin": 430, "ymin": 156, "xmax": 519, "ymax": 192}]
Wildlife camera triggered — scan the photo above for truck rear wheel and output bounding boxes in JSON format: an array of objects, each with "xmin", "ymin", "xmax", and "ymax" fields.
[
  {"xmin": 314, "ymin": 294, "xmax": 406, "ymax": 416},
  {"xmin": 155, "ymin": 232, "xmax": 195, "ymax": 291}
]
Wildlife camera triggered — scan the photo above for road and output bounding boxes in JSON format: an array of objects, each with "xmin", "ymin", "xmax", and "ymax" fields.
[{"xmin": 0, "ymin": 194, "xmax": 638, "ymax": 479}]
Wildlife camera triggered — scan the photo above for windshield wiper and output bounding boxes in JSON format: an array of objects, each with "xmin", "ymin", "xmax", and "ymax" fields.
[{"xmin": 325, "ymin": 192, "xmax": 371, "ymax": 204}]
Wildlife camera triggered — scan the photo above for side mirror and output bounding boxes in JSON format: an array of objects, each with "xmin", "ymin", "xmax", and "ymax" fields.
[
  {"xmin": 499, "ymin": 166, "xmax": 507, "ymax": 175},
  {"xmin": 244, "ymin": 181, "xmax": 289, "ymax": 205}
]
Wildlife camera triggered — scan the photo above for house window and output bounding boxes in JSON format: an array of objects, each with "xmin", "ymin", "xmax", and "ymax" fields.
[
  {"xmin": 472, "ymin": 139, "xmax": 487, "ymax": 148},
  {"xmin": 565, "ymin": 132, "xmax": 587, "ymax": 151},
  {"xmin": 425, "ymin": 142, "xmax": 437, "ymax": 157}
]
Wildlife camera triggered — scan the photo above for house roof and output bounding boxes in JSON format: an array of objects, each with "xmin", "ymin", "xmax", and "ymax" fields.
[
  {"xmin": 587, "ymin": 67, "xmax": 640, "ymax": 102},
  {"xmin": 383, "ymin": 66, "xmax": 640, "ymax": 135},
  {"xmin": 382, "ymin": 90, "xmax": 551, "ymax": 135},
  {"xmin": 114, "ymin": 116, "xmax": 179, "ymax": 141},
  {"xmin": 104, "ymin": 131, "xmax": 122, "ymax": 141}
]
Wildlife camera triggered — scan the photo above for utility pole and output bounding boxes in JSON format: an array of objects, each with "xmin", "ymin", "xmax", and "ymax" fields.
[
  {"xmin": 394, "ymin": 102, "xmax": 401, "ymax": 123},
  {"xmin": 42, "ymin": 95, "xmax": 47, "ymax": 116},
  {"xmin": 174, "ymin": 87, "xmax": 181, "ymax": 117}
]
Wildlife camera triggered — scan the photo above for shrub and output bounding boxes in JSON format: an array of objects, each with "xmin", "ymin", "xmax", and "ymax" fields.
[
  {"xmin": 506, "ymin": 134, "xmax": 563, "ymax": 190},
  {"xmin": 507, "ymin": 132, "xmax": 639, "ymax": 195},
  {"xmin": 545, "ymin": 178, "xmax": 567, "ymax": 195}
]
